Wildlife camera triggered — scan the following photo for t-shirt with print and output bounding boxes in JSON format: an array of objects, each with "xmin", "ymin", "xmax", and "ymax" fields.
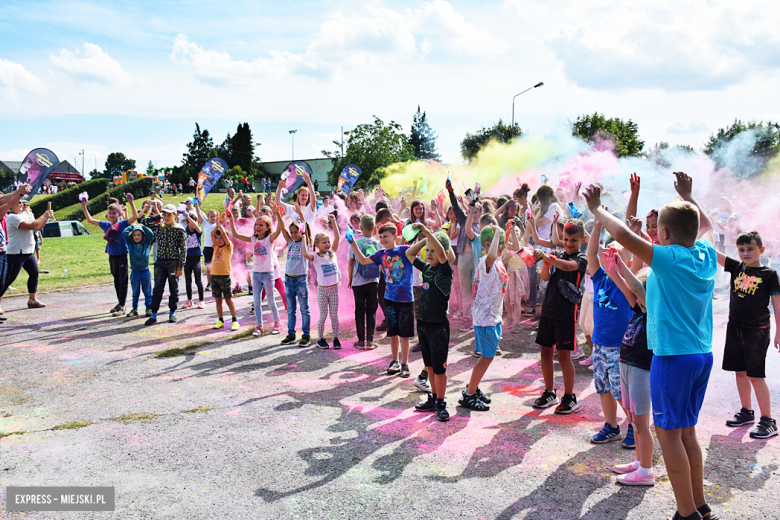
[
  {"xmin": 540, "ymin": 251, "xmax": 588, "ymax": 320},
  {"xmin": 185, "ymin": 226, "xmax": 202, "ymax": 257},
  {"xmin": 370, "ymin": 246, "xmax": 414, "ymax": 303},
  {"xmin": 281, "ymin": 203, "xmax": 315, "ymax": 227},
  {"xmin": 472, "ymin": 256, "xmax": 508, "ymax": 327},
  {"xmin": 413, "ymin": 259, "xmax": 453, "ymax": 323},
  {"xmin": 620, "ymin": 304, "xmax": 652, "ymax": 370},
  {"xmin": 312, "ymin": 252, "xmax": 341, "ymax": 286},
  {"xmin": 349, "ymin": 237, "xmax": 381, "ymax": 286},
  {"xmin": 99, "ymin": 220, "xmax": 130, "ymax": 255},
  {"xmin": 591, "ymin": 268, "xmax": 634, "ymax": 348},
  {"xmin": 724, "ymin": 257, "xmax": 780, "ymax": 329},
  {"xmin": 647, "ymin": 239, "xmax": 717, "ymax": 356},
  {"xmin": 251, "ymin": 236, "xmax": 274, "ymax": 272},
  {"xmin": 210, "ymin": 240, "xmax": 233, "ymax": 276},
  {"xmin": 203, "ymin": 221, "xmax": 216, "ymax": 248},
  {"xmin": 285, "ymin": 238, "xmax": 307, "ymax": 276}
]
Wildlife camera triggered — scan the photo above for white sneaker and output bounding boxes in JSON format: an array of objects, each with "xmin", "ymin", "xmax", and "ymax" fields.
[{"xmin": 413, "ymin": 375, "xmax": 431, "ymax": 392}]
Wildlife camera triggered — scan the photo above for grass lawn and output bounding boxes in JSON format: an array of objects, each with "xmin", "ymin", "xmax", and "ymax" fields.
[{"xmin": 6, "ymin": 190, "xmax": 268, "ymax": 295}]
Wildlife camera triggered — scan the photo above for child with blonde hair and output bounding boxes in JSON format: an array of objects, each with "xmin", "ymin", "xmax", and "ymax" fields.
[{"xmin": 302, "ymin": 213, "xmax": 342, "ymax": 349}]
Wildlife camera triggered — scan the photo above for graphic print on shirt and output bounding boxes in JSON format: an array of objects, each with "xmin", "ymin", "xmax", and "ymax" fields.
[
  {"xmin": 597, "ymin": 288, "xmax": 618, "ymax": 310},
  {"xmin": 472, "ymin": 261, "xmax": 508, "ymax": 298},
  {"xmin": 383, "ymin": 255, "xmax": 405, "ymax": 285},
  {"xmin": 186, "ymin": 233, "xmax": 199, "ymax": 249},
  {"xmin": 734, "ymin": 271, "xmax": 762, "ymax": 297},
  {"xmin": 321, "ymin": 259, "xmax": 338, "ymax": 280},
  {"xmin": 622, "ymin": 313, "xmax": 646, "ymax": 346},
  {"xmin": 253, "ymin": 241, "xmax": 268, "ymax": 257}
]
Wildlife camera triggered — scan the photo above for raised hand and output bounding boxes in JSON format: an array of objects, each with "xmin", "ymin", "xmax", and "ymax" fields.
[
  {"xmin": 630, "ymin": 173, "xmax": 640, "ymax": 194},
  {"xmin": 125, "ymin": 193, "xmax": 134, "ymax": 202},
  {"xmin": 583, "ymin": 184, "xmax": 602, "ymax": 212},
  {"xmin": 673, "ymin": 171, "xmax": 693, "ymax": 200},
  {"xmin": 627, "ymin": 216, "xmax": 642, "ymax": 235}
]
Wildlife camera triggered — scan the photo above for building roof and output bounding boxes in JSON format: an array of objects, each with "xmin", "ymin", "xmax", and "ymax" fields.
[{"xmin": 0, "ymin": 159, "xmax": 80, "ymax": 175}]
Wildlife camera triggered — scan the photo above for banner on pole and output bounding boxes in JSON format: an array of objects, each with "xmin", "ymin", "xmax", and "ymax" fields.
[
  {"xmin": 281, "ymin": 161, "xmax": 313, "ymax": 202},
  {"xmin": 18, "ymin": 148, "xmax": 60, "ymax": 200},
  {"xmin": 336, "ymin": 164, "xmax": 362, "ymax": 195},
  {"xmin": 197, "ymin": 158, "xmax": 228, "ymax": 202}
]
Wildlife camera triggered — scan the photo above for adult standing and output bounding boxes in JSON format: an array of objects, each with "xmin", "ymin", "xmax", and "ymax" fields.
[
  {"xmin": 0, "ymin": 184, "xmax": 32, "ymax": 315},
  {"xmin": 275, "ymin": 171, "xmax": 316, "ymax": 227},
  {"xmin": 188, "ymin": 176, "xmax": 196, "ymax": 194},
  {"xmin": 0, "ymin": 194, "xmax": 53, "ymax": 312}
]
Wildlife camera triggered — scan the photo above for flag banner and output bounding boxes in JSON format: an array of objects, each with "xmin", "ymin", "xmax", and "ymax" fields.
[
  {"xmin": 18, "ymin": 148, "xmax": 60, "ymax": 200},
  {"xmin": 197, "ymin": 158, "xmax": 228, "ymax": 201},
  {"xmin": 336, "ymin": 164, "xmax": 362, "ymax": 195},
  {"xmin": 281, "ymin": 161, "xmax": 313, "ymax": 202}
]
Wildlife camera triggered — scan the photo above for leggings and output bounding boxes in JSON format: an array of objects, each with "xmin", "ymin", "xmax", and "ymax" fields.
[
  {"xmin": 184, "ymin": 255, "xmax": 204, "ymax": 302},
  {"xmin": 317, "ymin": 284, "xmax": 339, "ymax": 340},
  {"xmin": 0, "ymin": 253, "xmax": 38, "ymax": 297},
  {"xmin": 261, "ymin": 277, "xmax": 288, "ymax": 310}
]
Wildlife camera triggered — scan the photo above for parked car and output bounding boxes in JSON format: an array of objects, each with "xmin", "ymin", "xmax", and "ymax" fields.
[{"xmin": 43, "ymin": 221, "xmax": 91, "ymax": 238}]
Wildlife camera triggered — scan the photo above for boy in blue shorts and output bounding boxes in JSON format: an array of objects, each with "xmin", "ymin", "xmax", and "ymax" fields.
[
  {"xmin": 351, "ymin": 223, "xmax": 415, "ymax": 377},
  {"xmin": 585, "ymin": 172, "xmax": 720, "ymax": 520},
  {"xmin": 458, "ymin": 225, "xmax": 508, "ymax": 411},
  {"xmin": 716, "ymin": 230, "xmax": 780, "ymax": 439}
]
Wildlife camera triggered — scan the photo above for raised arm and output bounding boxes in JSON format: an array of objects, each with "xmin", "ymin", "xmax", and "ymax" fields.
[
  {"xmin": 125, "ymin": 193, "xmax": 138, "ymax": 225},
  {"xmin": 506, "ymin": 220, "xmax": 521, "ymax": 252},
  {"xmin": 551, "ymin": 212, "xmax": 563, "ymax": 247},
  {"xmin": 430, "ymin": 200, "xmax": 442, "ymax": 230},
  {"xmin": 587, "ymin": 218, "xmax": 603, "ymax": 276},
  {"xmin": 349, "ymin": 239, "xmax": 374, "ymax": 265},
  {"xmin": 195, "ymin": 202, "xmax": 204, "ymax": 225},
  {"xmin": 302, "ymin": 172, "xmax": 316, "ymax": 213},
  {"xmin": 329, "ymin": 213, "xmax": 340, "ymax": 252},
  {"xmin": 0, "ymin": 184, "xmax": 31, "ymax": 218},
  {"xmin": 227, "ymin": 213, "xmax": 252, "ymax": 242},
  {"xmin": 673, "ymin": 171, "xmax": 714, "ymax": 243},
  {"xmin": 604, "ymin": 249, "xmax": 637, "ymax": 308},
  {"xmin": 81, "ymin": 200, "xmax": 101, "ymax": 227},
  {"xmin": 405, "ymin": 236, "xmax": 427, "ymax": 264},
  {"xmin": 485, "ymin": 225, "xmax": 501, "ymax": 270},
  {"xmin": 301, "ymin": 234, "xmax": 315, "ymax": 261},
  {"xmin": 418, "ymin": 224, "xmax": 446, "ymax": 264},
  {"xmin": 616, "ymin": 252, "xmax": 646, "ymax": 308},
  {"xmin": 276, "ymin": 206, "xmax": 291, "ymax": 243},
  {"xmin": 19, "ymin": 208, "xmax": 54, "ymax": 231},
  {"xmin": 184, "ymin": 212, "xmax": 201, "ymax": 233},
  {"xmin": 584, "ymin": 185, "xmax": 654, "ymax": 267},
  {"xmin": 465, "ymin": 205, "xmax": 476, "ymax": 241},
  {"xmin": 528, "ymin": 213, "xmax": 554, "ymax": 249}
]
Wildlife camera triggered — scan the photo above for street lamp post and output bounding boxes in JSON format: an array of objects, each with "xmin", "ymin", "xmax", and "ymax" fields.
[
  {"xmin": 512, "ymin": 82, "xmax": 544, "ymax": 132},
  {"xmin": 78, "ymin": 149, "xmax": 85, "ymax": 178},
  {"xmin": 289, "ymin": 130, "xmax": 297, "ymax": 160}
]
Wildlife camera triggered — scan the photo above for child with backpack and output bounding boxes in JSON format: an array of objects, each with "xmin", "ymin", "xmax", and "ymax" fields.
[{"xmin": 348, "ymin": 215, "xmax": 382, "ymax": 349}]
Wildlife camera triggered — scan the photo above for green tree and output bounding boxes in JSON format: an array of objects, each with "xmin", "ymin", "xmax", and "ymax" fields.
[
  {"xmin": 460, "ymin": 119, "xmax": 522, "ymax": 162},
  {"xmin": 182, "ymin": 123, "xmax": 214, "ymax": 170},
  {"xmin": 217, "ymin": 132, "xmax": 233, "ymax": 165},
  {"xmin": 146, "ymin": 160, "xmax": 154, "ymax": 173},
  {"xmin": 231, "ymin": 122, "xmax": 255, "ymax": 178},
  {"xmin": 0, "ymin": 164, "xmax": 15, "ymax": 191},
  {"xmin": 100, "ymin": 152, "xmax": 136, "ymax": 179},
  {"xmin": 704, "ymin": 119, "xmax": 780, "ymax": 176},
  {"xmin": 648, "ymin": 141, "xmax": 695, "ymax": 168},
  {"xmin": 322, "ymin": 116, "xmax": 415, "ymax": 189},
  {"xmin": 409, "ymin": 105, "xmax": 441, "ymax": 161},
  {"xmin": 571, "ymin": 113, "xmax": 645, "ymax": 158}
]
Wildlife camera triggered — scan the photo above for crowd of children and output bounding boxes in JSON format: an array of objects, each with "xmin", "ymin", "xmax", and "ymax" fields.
[{"xmin": 8, "ymin": 165, "xmax": 779, "ymax": 520}]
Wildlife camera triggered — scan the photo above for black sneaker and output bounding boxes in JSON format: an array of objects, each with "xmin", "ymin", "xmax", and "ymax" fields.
[
  {"xmin": 532, "ymin": 389, "xmax": 559, "ymax": 409},
  {"xmin": 387, "ymin": 360, "xmax": 401, "ymax": 375},
  {"xmin": 415, "ymin": 393, "xmax": 436, "ymax": 412},
  {"xmin": 298, "ymin": 335, "xmax": 311, "ymax": 347},
  {"xmin": 458, "ymin": 391, "xmax": 490, "ymax": 411},
  {"xmin": 555, "ymin": 393, "xmax": 579, "ymax": 414},
  {"xmin": 436, "ymin": 401, "xmax": 450, "ymax": 422},
  {"xmin": 726, "ymin": 407, "xmax": 755, "ymax": 427},
  {"xmin": 168, "ymin": 313, "xmax": 177, "ymax": 323},
  {"xmin": 145, "ymin": 308, "xmax": 152, "ymax": 317},
  {"xmin": 280, "ymin": 334, "xmax": 297, "ymax": 345},
  {"xmin": 333, "ymin": 337, "xmax": 341, "ymax": 350},
  {"xmin": 109, "ymin": 304, "xmax": 121, "ymax": 315},
  {"xmin": 475, "ymin": 387, "xmax": 492, "ymax": 404},
  {"xmin": 317, "ymin": 338, "xmax": 329, "ymax": 349},
  {"xmin": 144, "ymin": 317, "xmax": 157, "ymax": 326},
  {"xmin": 399, "ymin": 363, "xmax": 411, "ymax": 378},
  {"xmin": 750, "ymin": 416, "xmax": 778, "ymax": 439},
  {"xmin": 375, "ymin": 320, "xmax": 388, "ymax": 332},
  {"xmin": 127, "ymin": 309, "xmax": 139, "ymax": 317}
]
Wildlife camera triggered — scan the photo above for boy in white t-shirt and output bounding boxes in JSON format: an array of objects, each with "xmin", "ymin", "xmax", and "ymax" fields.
[{"xmin": 458, "ymin": 225, "xmax": 509, "ymax": 412}]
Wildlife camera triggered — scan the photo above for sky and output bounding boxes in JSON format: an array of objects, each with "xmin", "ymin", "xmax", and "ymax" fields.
[{"xmin": 1, "ymin": 0, "xmax": 779, "ymax": 174}]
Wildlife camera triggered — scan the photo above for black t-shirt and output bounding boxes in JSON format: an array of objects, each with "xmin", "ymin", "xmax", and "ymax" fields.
[
  {"xmin": 541, "ymin": 251, "xmax": 588, "ymax": 319},
  {"xmin": 413, "ymin": 258, "xmax": 453, "ymax": 323},
  {"xmin": 724, "ymin": 257, "xmax": 780, "ymax": 329},
  {"xmin": 620, "ymin": 304, "xmax": 652, "ymax": 370}
]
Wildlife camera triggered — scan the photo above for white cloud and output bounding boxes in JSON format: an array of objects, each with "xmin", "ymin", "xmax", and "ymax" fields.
[
  {"xmin": 170, "ymin": 1, "xmax": 501, "ymax": 83},
  {"xmin": 0, "ymin": 57, "xmax": 45, "ymax": 93},
  {"xmin": 535, "ymin": 1, "xmax": 780, "ymax": 91},
  {"xmin": 667, "ymin": 119, "xmax": 708, "ymax": 134},
  {"xmin": 50, "ymin": 43, "xmax": 130, "ymax": 84}
]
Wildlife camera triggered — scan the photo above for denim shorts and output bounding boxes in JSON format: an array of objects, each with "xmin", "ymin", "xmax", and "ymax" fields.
[{"xmin": 592, "ymin": 343, "xmax": 622, "ymax": 399}]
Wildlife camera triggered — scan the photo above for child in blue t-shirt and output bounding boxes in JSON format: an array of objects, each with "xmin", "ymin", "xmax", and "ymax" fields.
[
  {"xmin": 82, "ymin": 194, "xmax": 138, "ymax": 316},
  {"xmin": 351, "ymin": 223, "xmax": 415, "ymax": 377},
  {"xmin": 587, "ymin": 219, "xmax": 635, "ymax": 446},
  {"xmin": 122, "ymin": 224, "xmax": 155, "ymax": 317},
  {"xmin": 585, "ymin": 172, "xmax": 720, "ymax": 520}
]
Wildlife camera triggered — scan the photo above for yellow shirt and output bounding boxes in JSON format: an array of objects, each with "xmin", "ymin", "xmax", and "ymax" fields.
[{"xmin": 210, "ymin": 240, "xmax": 233, "ymax": 276}]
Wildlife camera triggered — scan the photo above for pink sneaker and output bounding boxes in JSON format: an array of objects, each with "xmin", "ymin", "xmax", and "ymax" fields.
[
  {"xmin": 181, "ymin": 301, "xmax": 193, "ymax": 309},
  {"xmin": 571, "ymin": 346, "xmax": 585, "ymax": 360},
  {"xmin": 272, "ymin": 322, "xmax": 282, "ymax": 335},
  {"xmin": 617, "ymin": 469, "xmax": 654, "ymax": 486},
  {"xmin": 612, "ymin": 461, "xmax": 640, "ymax": 474},
  {"xmin": 197, "ymin": 301, "xmax": 205, "ymax": 309},
  {"xmin": 579, "ymin": 355, "xmax": 592, "ymax": 367}
]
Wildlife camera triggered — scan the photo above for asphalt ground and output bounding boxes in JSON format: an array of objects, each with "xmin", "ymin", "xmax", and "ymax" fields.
[{"xmin": 1, "ymin": 286, "xmax": 778, "ymax": 519}]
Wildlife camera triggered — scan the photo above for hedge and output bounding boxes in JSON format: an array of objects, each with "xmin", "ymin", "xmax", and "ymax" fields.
[
  {"xmin": 63, "ymin": 177, "xmax": 154, "ymax": 221},
  {"xmin": 30, "ymin": 178, "xmax": 109, "ymax": 215}
]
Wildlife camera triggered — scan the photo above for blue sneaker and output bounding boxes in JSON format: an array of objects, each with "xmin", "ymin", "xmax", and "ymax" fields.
[
  {"xmin": 622, "ymin": 424, "xmax": 635, "ymax": 449},
  {"xmin": 591, "ymin": 422, "xmax": 621, "ymax": 444}
]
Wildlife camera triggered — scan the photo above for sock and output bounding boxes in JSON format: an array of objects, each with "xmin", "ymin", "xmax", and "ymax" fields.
[
  {"xmin": 169, "ymin": 311, "xmax": 175, "ymax": 317},
  {"xmin": 151, "ymin": 312, "xmax": 157, "ymax": 319},
  {"xmin": 464, "ymin": 391, "xmax": 474, "ymax": 397},
  {"xmin": 420, "ymin": 370, "xmax": 429, "ymax": 380},
  {"xmin": 435, "ymin": 398, "xmax": 444, "ymax": 405},
  {"xmin": 626, "ymin": 460, "xmax": 641, "ymax": 472},
  {"xmin": 231, "ymin": 316, "xmax": 236, "ymax": 321},
  {"xmin": 637, "ymin": 465, "xmax": 653, "ymax": 477}
]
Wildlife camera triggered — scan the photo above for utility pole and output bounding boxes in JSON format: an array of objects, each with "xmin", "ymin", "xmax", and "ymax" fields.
[{"xmin": 289, "ymin": 130, "xmax": 297, "ymax": 160}]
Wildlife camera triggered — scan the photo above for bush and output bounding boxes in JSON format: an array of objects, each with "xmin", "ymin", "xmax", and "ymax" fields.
[
  {"xmin": 30, "ymin": 178, "xmax": 109, "ymax": 215},
  {"xmin": 64, "ymin": 177, "xmax": 154, "ymax": 221}
]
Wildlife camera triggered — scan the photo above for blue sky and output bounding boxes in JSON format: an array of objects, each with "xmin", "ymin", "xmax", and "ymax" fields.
[{"xmin": 2, "ymin": 0, "xmax": 779, "ymax": 174}]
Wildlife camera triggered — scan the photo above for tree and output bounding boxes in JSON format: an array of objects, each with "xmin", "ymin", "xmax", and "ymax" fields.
[
  {"xmin": 704, "ymin": 119, "xmax": 780, "ymax": 177},
  {"xmin": 217, "ymin": 132, "xmax": 233, "ymax": 165},
  {"xmin": 182, "ymin": 123, "xmax": 214, "ymax": 170},
  {"xmin": 146, "ymin": 160, "xmax": 154, "ymax": 173},
  {"xmin": 460, "ymin": 119, "xmax": 522, "ymax": 162},
  {"xmin": 571, "ymin": 113, "xmax": 645, "ymax": 158},
  {"xmin": 322, "ymin": 116, "xmax": 415, "ymax": 189},
  {"xmin": 231, "ymin": 122, "xmax": 255, "ymax": 177},
  {"xmin": 86, "ymin": 168, "xmax": 101, "ymax": 180},
  {"xmin": 648, "ymin": 141, "xmax": 695, "ymax": 168},
  {"xmin": 409, "ymin": 106, "xmax": 441, "ymax": 161},
  {"xmin": 101, "ymin": 152, "xmax": 136, "ymax": 179}
]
